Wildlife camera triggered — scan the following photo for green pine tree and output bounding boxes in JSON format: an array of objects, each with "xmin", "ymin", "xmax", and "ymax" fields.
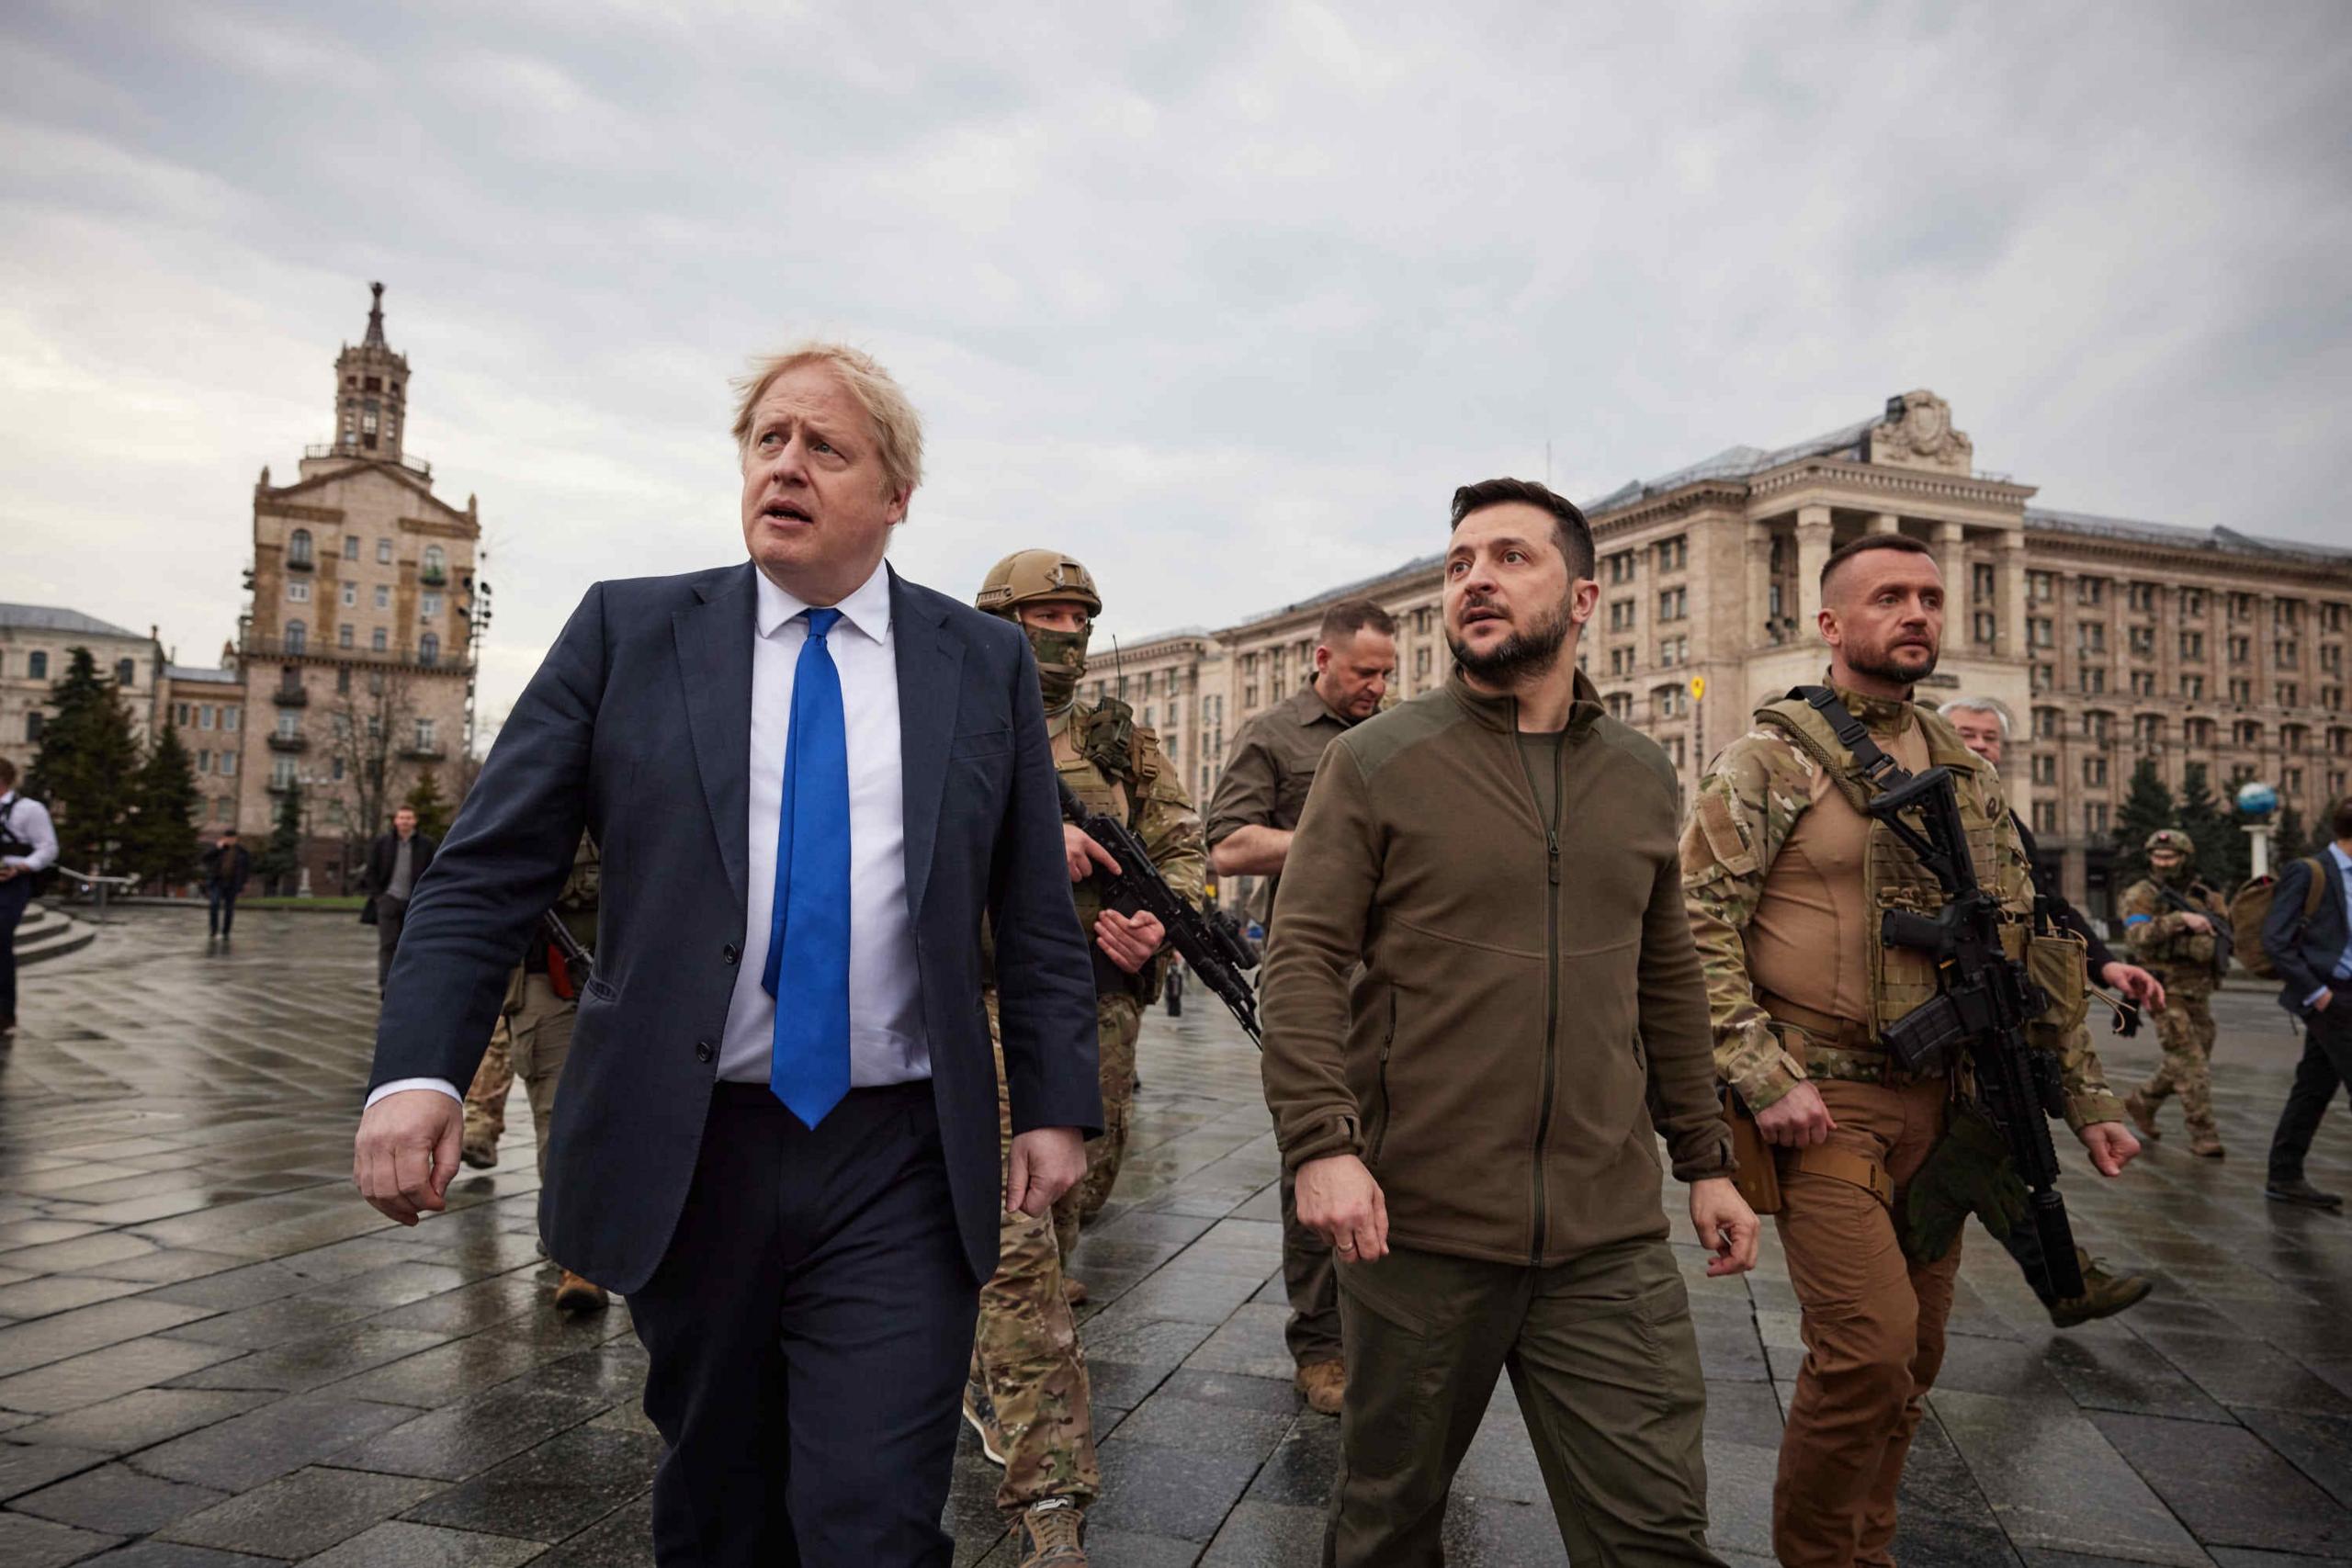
[
  {"xmin": 402, "ymin": 767, "xmax": 453, "ymax": 841},
  {"xmin": 2110, "ymin": 757, "xmax": 2176, "ymax": 886},
  {"xmin": 23, "ymin": 647, "xmax": 142, "ymax": 880},
  {"xmin": 2273, "ymin": 806, "xmax": 2311, "ymax": 866},
  {"xmin": 2176, "ymin": 763, "xmax": 2234, "ymax": 889},
  {"xmin": 126, "ymin": 725, "xmax": 201, "ymax": 891},
  {"xmin": 258, "ymin": 779, "xmax": 305, "ymax": 896}
]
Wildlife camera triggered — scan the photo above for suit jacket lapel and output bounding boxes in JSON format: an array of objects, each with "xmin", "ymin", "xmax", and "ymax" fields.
[
  {"xmin": 675, "ymin": 563, "xmax": 757, "ymax": 910},
  {"xmin": 892, "ymin": 568, "xmax": 962, "ymax": 919}
]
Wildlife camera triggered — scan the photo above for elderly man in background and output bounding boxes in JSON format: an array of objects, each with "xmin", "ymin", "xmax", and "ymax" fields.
[{"xmin": 353, "ymin": 343, "xmax": 1100, "ymax": 1565}]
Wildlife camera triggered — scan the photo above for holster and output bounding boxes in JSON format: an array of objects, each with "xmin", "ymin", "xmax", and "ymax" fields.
[{"xmin": 1722, "ymin": 1089, "xmax": 1782, "ymax": 1215}]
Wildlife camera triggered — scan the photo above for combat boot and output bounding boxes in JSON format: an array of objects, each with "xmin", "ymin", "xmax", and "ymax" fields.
[
  {"xmin": 2047, "ymin": 1249, "xmax": 2153, "ymax": 1328},
  {"xmin": 552, "ymin": 1270, "xmax": 607, "ymax": 1313},
  {"xmin": 963, "ymin": 1376, "xmax": 1007, "ymax": 1465},
  {"xmin": 1061, "ymin": 1276, "xmax": 1089, "ymax": 1307},
  {"xmin": 1295, "ymin": 1359, "xmax": 1345, "ymax": 1416},
  {"xmin": 1013, "ymin": 1499, "xmax": 1088, "ymax": 1565},
  {"xmin": 2123, "ymin": 1091, "xmax": 2161, "ymax": 1142},
  {"xmin": 2189, "ymin": 1133, "xmax": 2225, "ymax": 1159},
  {"xmin": 460, "ymin": 1137, "xmax": 498, "ymax": 1170}
]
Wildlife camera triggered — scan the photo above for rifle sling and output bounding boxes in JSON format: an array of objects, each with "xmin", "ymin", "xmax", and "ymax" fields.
[{"xmin": 1792, "ymin": 685, "xmax": 1917, "ymax": 795}]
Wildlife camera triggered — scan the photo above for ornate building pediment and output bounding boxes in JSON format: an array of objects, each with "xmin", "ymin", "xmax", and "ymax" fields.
[{"xmin": 1868, "ymin": 389, "xmax": 1973, "ymax": 473}]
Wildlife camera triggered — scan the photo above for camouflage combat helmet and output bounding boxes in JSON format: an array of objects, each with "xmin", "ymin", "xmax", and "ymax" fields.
[
  {"xmin": 975, "ymin": 549, "xmax": 1101, "ymax": 619},
  {"xmin": 2145, "ymin": 829, "xmax": 2195, "ymax": 857}
]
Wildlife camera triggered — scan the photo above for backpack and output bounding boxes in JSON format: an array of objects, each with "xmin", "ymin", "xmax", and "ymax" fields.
[
  {"xmin": 0, "ymin": 796, "xmax": 59, "ymax": 899},
  {"xmin": 2228, "ymin": 858, "xmax": 2325, "ymax": 980}
]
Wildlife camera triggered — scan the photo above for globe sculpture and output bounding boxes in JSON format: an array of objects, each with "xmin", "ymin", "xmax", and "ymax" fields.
[{"xmin": 2235, "ymin": 780, "xmax": 2279, "ymax": 819}]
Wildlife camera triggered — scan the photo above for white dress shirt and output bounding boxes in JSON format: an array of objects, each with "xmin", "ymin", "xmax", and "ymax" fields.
[
  {"xmin": 366, "ymin": 558, "xmax": 929, "ymax": 1111},
  {"xmin": 718, "ymin": 560, "xmax": 928, "ymax": 1084},
  {"xmin": 0, "ymin": 791, "xmax": 58, "ymax": 874}
]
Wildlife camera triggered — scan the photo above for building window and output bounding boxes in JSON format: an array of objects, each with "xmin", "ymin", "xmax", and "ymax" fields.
[
  {"xmin": 2128, "ymin": 581, "xmax": 2157, "ymax": 612},
  {"xmin": 2134, "ymin": 714, "xmax": 2164, "ymax": 745},
  {"xmin": 2084, "ymin": 711, "xmax": 2111, "ymax": 741},
  {"xmin": 2180, "ymin": 630, "xmax": 2205, "ymax": 659},
  {"xmin": 2076, "ymin": 578, "xmax": 2106, "ymax": 606},
  {"xmin": 223, "ymin": 706, "xmax": 238, "ymax": 732},
  {"xmin": 378, "ymin": 537, "xmax": 393, "ymax": 564},
  {"xmin": 2129, "ymin": 626, "xmax": 2154, "ymax": 657},
  {"xmin": 1610, "ymin": 600, "xmax": 1635, "ymax": 632},
  {"xmin": 1654, "ymin": 536, "xmax": 1687, "ymax": 572},
  {"xmin": 421, "ymin": 592, "xmax": 442, "ymax": 619},
  {"xmin": 2032, "ymin": 799, "xmax": 2059, "ymax": 835},
  {"xmin": 2030, "ymin": 618, "xmax": 2053, "ymax": 649},
  {"xmin": 2278, "ymin": 682, "xmax": 2300, "ymax": 707},
  {"xmin": 115, "ymin": 657, "xmax": 136, "ymax": 687},
  {"xmin": 175, "ymin": 703, "xmax": 190, "ymax": 726},
  {"xmin": 2028, "ymin": 571, "xmax": 2054, "ymax": 603},
  {"xmin": 372, "ymin": 627, "xmax": 389, "ymax": 653},
  {"xmin": 198, "ymin": 705, "xmax": 214, "ymax": 731},
  {"xmin": 2230, "ymin": 677, "xmax": 2252, "ymax": 705},
  {"xmin": 339, "ymin": 626, "xmax": 355, "ymax": 649},
  {"xmin": 1973, "ymin": 563, "xmax": 1996, "ymax": 602},
  {"xmin": 2032, "ymin": 664, "xmax": 2053, "ymax": 693},
  {"xmin": 344, "ymin": 534, "xmax": 360, "ymax": 560},
  {"xmin": 2131, "ymin": 671, "xmax": 2157, "ymax": 697},
  {"xmin": 288, "ymin": 580, "xmax": 311, "ymax": 604},
  {"xmin": 423, "ymin": 545, "xmax": 447, "ymax": 581},
  {"xmin": 2032, "ymin": 753, "xmax": 2056, "ymax": 784},
  {"xmin": 276, "ymin": 711, "xmax": 299, "ymax": 740},
  {"xmin": 1607, "ymin": 551, "xmax": 1635, "ymax": 584},
  {"xmin": 24, "ymin": 713, "xmax": 40, "ymax": 743},
  {"xmin": 341, "ymin": 582, "xmax": 357, "ymax": 607},
  {"xmin": 1973, "ymin": 611, "xmax": 1996, "ymax": 645},
  {"xmin": 220, "ymin": 751, "xmax": 236, "ymax": 777},
  {"xmin": 337, "ymin": 667, "xmax": 352, "ymax": 695},
  {"xmin": 285, "ymin": 620, "xmax": 307, "ymax": 654},
  {"xmin": 28, "ymin": 650, "xmax": 48, "ymax": 680},
  {"xmin": 2079, "ymin": 666, "xmax": 2106, "ymax": 695},
  {"xmin": 375, "ymin": 586, "xmax": 391, "ymax": 610},
  {"xmin": 2076, "ymin": 624, "xmax": 2106, "ymax": 654},
  {"xmin": 414, "ymin": 718, "xmax": 436, "ymax": 751},
  {"xmin": 2181, "ymin": 673, "xmax": 2204, "ymax": 700},
  {"xmin": 2181, "ymin": 589, "xmax": 2206, "ymax": 617},
  {"xmin": 2083, "ymin": 756, "xmax": 2109, "ymax": 786},
  {"xmin": 2085, "ymin": 802, "xmax": 2110, "ymax": 835},
  {"xmin": 288, "ymin": 528, "xmax": 314, "ymax": 567}
]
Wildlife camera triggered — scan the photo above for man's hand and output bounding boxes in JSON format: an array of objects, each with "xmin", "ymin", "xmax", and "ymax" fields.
[
  {"xmin": 1094, "ymin": 910, "xmax": 1165, "ymax": 975},
  {"xmin": 2100, "ymin": 961, "xmax": 2165, "ymax": 1011},
  {"xmin": 1296, "ymin": 1153, "xmax": 1388, "ymax": 1262},
  {"xmin": 1007, "ymin": 1126, "xmax": 1086, "ymax": 1217},
  {"xmin": 1755, "ymin": 1081, "xmax": 1836, "ymax": 1148},
  {"xmin": 2315, "ymin": 989, "xmax": 2336, "ymax": 1013},
  {"xmin": 1063, "ymin": 825, "xmax": 1118, "ymax": 885},
  {"xmin": 2179, "ymin": 912, "xmax": 2213, "ymax": 935},
  {"xmin": 0, "ymin": 865, "xmax": 17, "ymax": 882},
  {"xmin": 2077, "ymin": 1121, "xmax": 2139, "ymax": 1178},
  {"xmin": 353, "ymin": 1089, "xmax": 464, "ymax": 1225},
  {"xmin": 1689, "ymin": 1177, "xmax": 1759, "ymax": 1277}
]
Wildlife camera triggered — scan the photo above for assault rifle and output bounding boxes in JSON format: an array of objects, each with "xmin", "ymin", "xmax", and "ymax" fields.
[
  {"xmin": 539, "ymin": 910, "xmax": 594, "ymax": 996},
  {"xmin": 2153, "ymin": 884, "xmax": 2233, "ymax": 982},
  {"xmin": 1865, "ymin": 764, "xmax": 2085, "ymax": 1300},
  {"xmin": 1057, "ymin": 779, "xmax": 1261, "ymax": 1043}
]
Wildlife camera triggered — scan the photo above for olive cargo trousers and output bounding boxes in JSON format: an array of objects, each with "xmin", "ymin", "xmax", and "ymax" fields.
[
  {"xmin": 1327, "ymin": 1236, "xmax": 1722, "ymax": 1568},
  {"xmin": 1775, "ymin": 1076, "xmax": 1962, "ymax": 1568}
]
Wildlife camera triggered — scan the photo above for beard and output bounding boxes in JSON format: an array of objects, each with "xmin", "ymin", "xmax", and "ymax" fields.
[
  {"xmin": 1844, "ymin": 637, "xmax": 1939, "ymax": 687},
  {"xmin": 1449, "ymin": 596, "xmax": 1573, "ymax": 686}
]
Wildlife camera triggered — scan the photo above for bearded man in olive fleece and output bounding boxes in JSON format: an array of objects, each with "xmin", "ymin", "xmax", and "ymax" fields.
[{"xmin": 1260, "ymin": 478, "xmax": 1757, "ymax": 1568}]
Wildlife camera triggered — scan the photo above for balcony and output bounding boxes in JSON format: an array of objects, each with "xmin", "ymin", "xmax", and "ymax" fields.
[
  {"xmin": 399, "ymin": 746, "xmax": 447, "ymax": 763},
  {"xmin": 420, "ymin": 567, "xmax": 448, "ymax": 588},
  {"xmin": 304, "ymin": 443, "xmax": 433, "ymax": 481},
  {"xmin": 284, "ymin": 554, "xmax": 315, "ymax": 573},
  {"xmin": 267, "ymin": 734, "xmax": 308, "ymax": 753},
  {"xmin": 242, "ymin": 635, "xmax": 467, "ymax": 673},
  {"xmin": 271, "ymin": 685, "xmax": 309, "ymax": 707}
]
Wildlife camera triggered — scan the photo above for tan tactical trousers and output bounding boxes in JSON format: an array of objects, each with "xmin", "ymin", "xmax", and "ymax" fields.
[
  {"xmin": 462, "ymin": 975, "xmax": 574, "ymax": 1182},
  {"xmin": 1053, "ymin": 992, "xmax": 1142, "ymax": 1260},
  {"xmin": 2137, "ymin": 986, "xmax": 2218, "ymax": 1139},
  {"xmin": 1774, "ymin": 1075, "xmax": 1961, "ymax": 1568}
]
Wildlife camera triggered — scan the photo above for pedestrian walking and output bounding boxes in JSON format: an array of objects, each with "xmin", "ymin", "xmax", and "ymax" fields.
[
  {"xmin": 1262, "ymin": 479, "xmax": 1755, "ymax": 1566},
  {"xmin": 200, "ymin": 829, "xmax": 252, "ymax": 941},
  {"xmin": 361, "ymin": 806, "xmax": 437, "ymax": 994},
  {"xmin": 2120, "ymin": 829, "xmax": 2231, "ymax": 1156},
  {"xmin": 2263, "ymin": 795, "xmax": 2352, "ymax": 1209},
  {"xmin": 1205, "ymin": 595, "xmax": 1396, "ymax": 1416},
  {"xmin": 0, "ymin": 758, "xmax": 60, "ymax": 1040}
]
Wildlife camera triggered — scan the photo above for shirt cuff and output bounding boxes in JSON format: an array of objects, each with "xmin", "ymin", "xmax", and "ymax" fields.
[
  {"xmin": 366, "ymin": 1077, "xmax": 462, "ymax": 1111},
  {"xmin": 2309, "ymin": 986, "xmax": 2334, "ymax": 1008},
  {"xmin": 2064, "ymin": 1090, "xmax": 2126, "ymax": 1135}
]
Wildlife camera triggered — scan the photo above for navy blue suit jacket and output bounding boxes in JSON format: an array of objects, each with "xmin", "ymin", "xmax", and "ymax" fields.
[
  {"xmin": 369, "ymin": 562, "xmax": 1102, "ymax": 1293},
  {"xmin": 2266, "ymin": 852, "xmax": 2351, "ymax": 1018}
]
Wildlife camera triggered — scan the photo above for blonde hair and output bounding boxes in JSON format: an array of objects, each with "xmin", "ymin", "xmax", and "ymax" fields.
[{"xmin": 730, "ymin": 342, "xmax": 925, "ymax": 502}]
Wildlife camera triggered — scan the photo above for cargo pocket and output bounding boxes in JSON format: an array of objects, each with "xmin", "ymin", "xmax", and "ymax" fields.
[
  {"xmin": 1334, "ymin": 1260, "xmax": 1448, "ymax": 1480},
  {"xmin": 2028, "ymin": 929, "xmax": 2089, "ymax": 1036}
]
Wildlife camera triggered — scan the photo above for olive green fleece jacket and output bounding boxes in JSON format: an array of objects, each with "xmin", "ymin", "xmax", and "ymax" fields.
[{"xmin": 1260, "ymin": 671, "xmax": 1734, "ymax": 1268}]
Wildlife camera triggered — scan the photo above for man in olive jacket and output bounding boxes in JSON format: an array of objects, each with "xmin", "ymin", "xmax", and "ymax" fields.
[{"xmin": 1260, "ymin": 479, "xmax": 1757, "ymax": 1568}]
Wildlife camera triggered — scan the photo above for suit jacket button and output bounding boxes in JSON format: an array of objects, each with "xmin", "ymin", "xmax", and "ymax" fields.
[
  {"xmin": 722, "ymin": 943, "xmax": 740, "ymax": 964},
  {"xmin": 695, "ymin": 1041, "xmax": 715, "ymax": 1063}
]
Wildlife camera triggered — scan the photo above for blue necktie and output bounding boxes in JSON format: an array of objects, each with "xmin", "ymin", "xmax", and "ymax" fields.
[{"xmin": 763, "ymin": 607, "xmax": 852, "ymax": 1127}]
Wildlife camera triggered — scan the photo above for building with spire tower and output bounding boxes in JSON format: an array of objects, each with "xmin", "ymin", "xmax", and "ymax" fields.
[{"xmin": 226, "ymin": 283, "xmax": 486, "ymax": 892}]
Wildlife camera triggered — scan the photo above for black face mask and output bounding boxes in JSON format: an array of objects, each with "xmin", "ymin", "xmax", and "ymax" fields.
[{"xmin": 1027, "ymin": 625, "xmax": 1090, "ymax": 710}]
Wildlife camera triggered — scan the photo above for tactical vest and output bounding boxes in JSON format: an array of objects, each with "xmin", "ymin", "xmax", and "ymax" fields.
[
  {"xmin": 1052, "ymin": 699, "xmax": 1164, "ymax": 995},
  {"xmin": 2125, "ymin": 877, "xmax": 2222, "ymax": 971},
  {"xmin": 1754, "ymin": 694, "xmax": 2025, "ymax": 1043}
]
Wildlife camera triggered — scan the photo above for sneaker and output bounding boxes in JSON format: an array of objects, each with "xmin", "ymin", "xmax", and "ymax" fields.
[
  {"xmin": 2188, "ymin": 1134, "xmax": 2226, "ymax": 1159},
  {"xmin": 964, "ymin": 1378, "xmax": 1007, "ymax": 1465},
  {"xmin": 460, "ymin": 1139, "xmax": 498, "ymax": 1170},
  {"xmin": 1060, "ymin": 1275, "xmax": 1089, "ymax": 1307},
  {"xmin": 552, "ymin": 1270, "xmax": 608, "ymax": 1314},
  {"xmin": 2266, "ymin": 1178, "xmax": 2345, "ymax": 1209},
  {"xmin": 2123, "ymin": 1091, "xmax": 2161, "ymax": 1141},
  {"xmin": 1295, "ymin": 1359, "xmax": 1345, "ymax": 1416},
  {"xmin": 1014, "ymin": 1500, "xmax": 1088, "ymax": 1566},
  {"xmin": 2047, "ymin": 1249, "xmax": 2154, "ymax": 1328}
]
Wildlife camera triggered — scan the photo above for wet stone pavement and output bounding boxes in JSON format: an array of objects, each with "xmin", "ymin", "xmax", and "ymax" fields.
[{"xmin": 5, "ymin": 909, "xmax": 2352, "ymax": 1563}]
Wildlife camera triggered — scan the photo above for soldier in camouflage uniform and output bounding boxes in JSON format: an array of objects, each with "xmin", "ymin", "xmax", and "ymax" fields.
[
  {"xmin": 964, "ymin": 549, "xmax": 1206, "ymax": 1568},
  {"xmin": 1684, "ymin": 535, "xmax": 2134, "ymax": 1567},
  {"xmin": 458, "ymin": 835, "xmax": 605, "ymax": 1313},
  {"xmin": 2121, "ymin": 829, "xmax": 2231, "ymax": 1158}
]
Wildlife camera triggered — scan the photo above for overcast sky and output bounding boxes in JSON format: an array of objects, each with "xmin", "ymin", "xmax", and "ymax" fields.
[{"xmin": 6, "ymin": 1, "xmax": 2348, "ymax": 735}]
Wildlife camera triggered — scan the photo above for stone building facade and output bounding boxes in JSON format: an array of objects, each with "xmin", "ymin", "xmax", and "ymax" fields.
[
  {"xmin": 232, "ymin": 285, "xmax": 484, "ymax": 893},
  {"xmin": 1163, "ymin": 391, "xmax": 2349, "ymax": 922},
  {"xmin": 0, "ymin": 606, "xmax": 165, "ymax": 768}
]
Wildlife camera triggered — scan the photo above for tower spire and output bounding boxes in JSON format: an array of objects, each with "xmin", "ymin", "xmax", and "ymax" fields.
[{"xmin": 363, "ymin": 281, "xmax": 387, "ymax": 348}]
